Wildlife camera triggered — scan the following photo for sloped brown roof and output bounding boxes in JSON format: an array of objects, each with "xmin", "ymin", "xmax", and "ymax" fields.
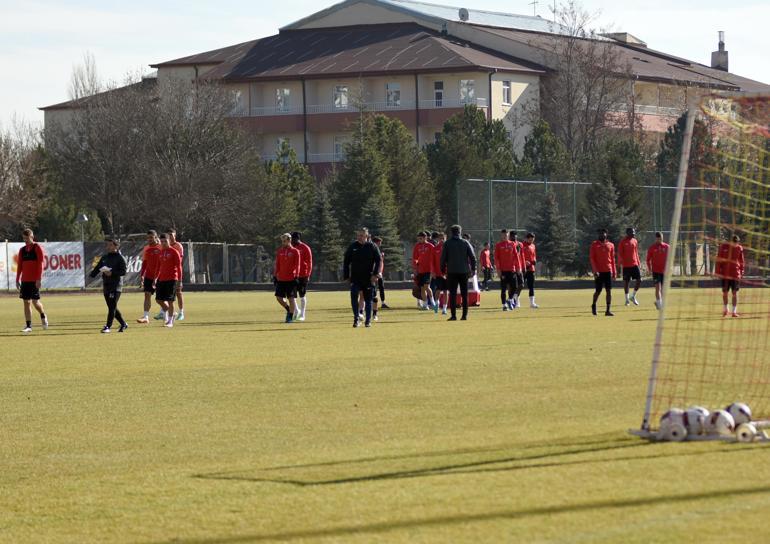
[
  {"xmin": 151, "ymin": 40, "xmax": 259, "ymax": 67},
  {"xmin": 40, "ymin": 78, "xmax": 158, "ymax": 111},
  {"xmin": 473, "ymin": 25, "xmax": 770, "ymax": 92},
  {"xmin": 158, "ymin": 24, "xmax": 545, "ymax": 81}
]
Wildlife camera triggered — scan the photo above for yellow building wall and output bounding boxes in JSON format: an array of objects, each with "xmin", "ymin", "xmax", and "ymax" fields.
[{"xmin": 290, "ymin": 1, "xmax": 418, "ymax": 29}]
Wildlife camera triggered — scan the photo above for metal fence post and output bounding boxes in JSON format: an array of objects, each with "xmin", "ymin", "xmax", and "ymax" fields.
[{"xmin": 222, "ymin": 243, "xmax": 230, "ymax": 284}]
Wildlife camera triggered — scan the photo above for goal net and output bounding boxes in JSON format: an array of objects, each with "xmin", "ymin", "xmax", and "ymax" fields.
[{"xmin": 639, "ymin": 94, "xmax": 770, "ymax": 437}]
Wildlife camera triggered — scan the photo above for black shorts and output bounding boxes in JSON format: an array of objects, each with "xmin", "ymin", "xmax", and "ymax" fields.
[
  {"xmin": 721, "ymin": 279, "xmax": 740, "ymax": 293},
  {"xmin": 275, "ymin": 280, "xmax": 297, "ymax": 298},
  {"xmin": 19, "ymin": 281, "xmax": 40, "ymax": 300},
  {"xmin": 623, "ymin": 266, "xmax": 641, "ymax": 282},
  {"xmin": 142, "ymin": 278, "xmax": 156, "ymax": 294},
  {"xmin": 155, "ymin": 280, "xmax": 177, "ymax": 302},
  {"xmin": 433, "ymin": 277, "xmax": 447, "ymax": 291},
  {"xmin": 296, "ymin": 277, "xmax": 309, "ymax": 297},
  {"xmin": 500, "ymin": 271, "xmax": 515, "ymax": 288},
  {"xmin": 417, "ymin": 272, "xmax": 431, "ymax": 286},
  {"xmin": 652, "ymin": 272, "xmax": 664, "ymax": 285},
  {"xmin": 515, "ymin": 271, "xmax": 524, "ymax": 289},
  {"xmin": 594, "ymin": 272, "xmax": 612, "ymax": 291}
]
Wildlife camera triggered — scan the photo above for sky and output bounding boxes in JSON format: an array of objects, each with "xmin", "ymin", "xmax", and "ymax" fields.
[{"xmin": 1, "ymin": 0, "xmax": 768, "ymax": 130}]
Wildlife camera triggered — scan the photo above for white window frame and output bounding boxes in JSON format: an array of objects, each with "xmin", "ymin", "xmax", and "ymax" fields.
[
  {"xmin": 333, "ymin": 86, "xmax": 349, "ymax": 110},
  {"xmin": 386, "ymin": 82, "xmax": 401, "ymax": 108},
  {"xmin": 502, "ymin": 80, "xmax": 512, "ymax": 105},
  {"xmin": 460, "ymin": 79, "xmax": 475, "ymax": 104},
  {"xmin": 334, "ymin": 135, "xmax": 349, "ymax": 160},
  {"xmin": 276, "ymin": 88, "xmax": 291, "ymax": 112},
  {"xmin": 434, "ymin": 81, "xmax": 444, "ymax": 107}
]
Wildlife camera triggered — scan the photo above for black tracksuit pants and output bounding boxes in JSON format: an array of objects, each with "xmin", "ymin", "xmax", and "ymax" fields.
[
  {"xmin": 104, "ymin": 291, "xmax": 126, "ymax": 328},
  {"xmin": 447, "ymin": 273, "xmax": 469, "ymax": 318}
]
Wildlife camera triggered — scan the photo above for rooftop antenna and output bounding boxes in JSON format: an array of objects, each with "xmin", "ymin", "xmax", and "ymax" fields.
[{"xmin": 529, "ymin": 0, "xmax": 538, "ymax": 16}]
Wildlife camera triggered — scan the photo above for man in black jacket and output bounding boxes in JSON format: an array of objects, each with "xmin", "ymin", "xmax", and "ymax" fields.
[
  {"xmin": 440, "ymin": 225, "xmax": 477, "ymax": 321},
  {"xmin": 89, "ymin": 238, "xmax": 128, "ymax": 333},
  {"xmin": 343, "ymin": 227, "xmax": 381, "ymax": 328}
]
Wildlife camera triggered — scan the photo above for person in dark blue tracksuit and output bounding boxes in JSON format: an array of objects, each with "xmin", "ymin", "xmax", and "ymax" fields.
[
  {"xmin": 89, "ymin": 238, "xmax": 128, "ymax": 333},
  {"xmin": 342, "ymin": 227, "xmax": 381, "ymax": 328}
]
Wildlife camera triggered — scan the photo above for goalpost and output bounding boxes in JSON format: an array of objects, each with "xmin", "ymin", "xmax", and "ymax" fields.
[{"xmin": 633, "ymin": 93, "xmax": 770, "ymax": 442}]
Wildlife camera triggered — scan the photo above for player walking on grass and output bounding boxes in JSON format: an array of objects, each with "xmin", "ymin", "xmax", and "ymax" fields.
[
  {"xmin": 522, "ymin": 232, "xmax": 538, "ymax": 308},
  {"xmin": 343, "ymin": 227, "xmax": 381, "ymax": 328},
  {"xmin": 618, "ymin": 227, "xmax": 642, "ymax": 306},
  {"xmin": 716, "ymin": 234, "xmax": 745, "ymax": 317},
  {"xmin": 509, "ymin": 231, "xmax": 526, "ymax": 309},
  {"xmin": 431, "ymin": 232, "xmax": 448, "ymax": 315},
  {"xmin": 16, "ymin": 228, "xmax": 48, "ymax": 332},
  {"xmin": 590, "ymin": 228, "xmax": 617, "ymax": 316},
  {"xmin": 494, "ymin": 229, "xmax": 516, "ymax": 312},
  {"xmin": 479, "ymin": 242, "xmax": 493, "ymax": 291},
  {"xmin": 137, "ymin": 230, "xmax": 161, "ymax": 324},
  {"xmin": 166, "ymin": 229, "xmax": 186, "ymax": 321},
  {"xmin": 291, "ymin": 232, "xmax": 313, "ymax": 321},
  {"xmin": 89, "ymin": 238, "xmax": 128, "ymax": 333},
  {"xmin": 155, "ymin": 234, "xmax": 183, "ymax": 328},
  {"xmin": 274, "ymin": 233, "xmax": 300, "ymax": 324},
  {"xmin": 372, "ymin": 236, "xmax": 388, "ymax": 309},
  {"xmin": 646, "ymin": 231, "xmax": 669, "ymax": 310},
  {"xmin": 440, "ymin": 225, "xmax": 476, "ymax": 321},
  {"xmin": 412, "ymin": 232, "xmax": 435, "ymax": 310}
]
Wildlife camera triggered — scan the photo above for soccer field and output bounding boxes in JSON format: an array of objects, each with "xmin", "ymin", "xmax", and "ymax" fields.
[{"xmin": 2, "ymin": 289, "xmax": 769, "ymax": 543}]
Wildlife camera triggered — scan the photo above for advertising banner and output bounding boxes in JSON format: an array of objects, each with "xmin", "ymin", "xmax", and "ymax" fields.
[
  {"xmin": 85, "ymin": 242, "xmax": 145, "ymax": 288},
  {"xmin": 7, "ymin": 242, "xmax": 85, "ymax": 289}
]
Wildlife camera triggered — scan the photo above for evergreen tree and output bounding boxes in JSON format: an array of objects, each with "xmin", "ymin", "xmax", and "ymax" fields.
[
  {"xmin": 427, "ymin": 105, "xmax": 515, "ymax": 225},
  {"xmin": 267, "ymin": 140, "xmax": 317, "ymax": 231},
  {"xmin": 307, "ymin": 183, "xmax": 343, "ymax": 280},
  {"xmin": 657, "ymin": 111, "xmax": 717, "ymax": 185},
  {"xmin": 371, "ymin": 115, "xmax": 436, "ymax": 239},
  {"xmin": 529, "ymin": 189, "xmax": 576, "ymax": 278},
  {"xmin": 577, "ymin": 177, "xmax": 633, "ymax": 273},
  {"xmin": 358, "ymin": 192, "xmax": 403, "ymax": 273},
  {"xmin": 516, "ymin": 119, "xmax": 569, "ymax": 179},
  {"xmin": 593, "ymin": 139, "xmax": 650, "ymax": 228}
]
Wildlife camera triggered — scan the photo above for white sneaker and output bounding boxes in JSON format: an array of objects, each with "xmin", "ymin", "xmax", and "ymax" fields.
[
  {"xmin": 654, "ymin": 300, "xmax": 661, "ymax": 310},
  {"xmin": 441, "ymin": 308, "xmax": 447, "ymax": 315},
  {"xmin": 136, "ymin": 316, "xmax": 149, "ymax": 324},
  {"xmin": 632, "ymin": 295, "xmax": 639, "ymax": 306},
  {"xmin": 373, "ymin": 315, "xmax": 379, "ymax": 321},
  {"xmin": 101, "ymin": 326, "xmax": 111, "ymax": 334},
  {"xmin": 153, "ymin": 311, "xmax": 165, "ymax": 320},
  {"xmin": 21, "ymin": 326, "xmax": 32, "ymax": 333},
  {"xmin": 298, "ymin": 315, "xmax": 306, "ymax": 322},
  {"xmin": 42, "ymin": 317, "xmax": 49, "ymax": 330},
  {"xmin": 530, "ymin": 303, "xmax": 539, "ymax": 309},
  {"xmin": 625, "ymin": 299, "xmax": 630, "ymax": 306},
  {"xmin": 165, "ymin": 319, "xmax": 174, "ymax": 328},
  {"xmin": 176, "ymin": 312, "xmax": 185, "ymax": 321}
]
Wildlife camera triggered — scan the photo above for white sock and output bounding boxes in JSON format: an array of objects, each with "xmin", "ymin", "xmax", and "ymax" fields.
[
  {"xmin": 530, "ymin": 296, "xmax": 535, "ymax": 304},
  {"xmin": 144, "ymin": 311, "xmax": 149, "ymax": 318},
  {"xmin": 733, "ymin": 305, "xmax": 738, "ymax": 313},
  {"xmin": 300, "ymin": 297, "xmax": 307, "ymax": 315},
  {"xmin": 625, "ymin": 293, "xmax": 630, "ymax": 301},
  {"xmin": 725, "ymin": 304, "xmax": 730, "ymax": 312},
  {"xmin": 178, "ymin": 309, "xmax": 184, "ymax": 315}
]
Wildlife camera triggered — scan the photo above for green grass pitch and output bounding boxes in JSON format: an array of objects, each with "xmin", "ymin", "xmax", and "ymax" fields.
[{"xmin": 1, "ymin": 289, "xmax": 769, "ymax": 543}]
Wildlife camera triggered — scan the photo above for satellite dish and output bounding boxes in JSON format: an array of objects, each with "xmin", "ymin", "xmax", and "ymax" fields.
[{"xmin": 458, "ymin": 8, "xmax": 469, "ymax": 21}]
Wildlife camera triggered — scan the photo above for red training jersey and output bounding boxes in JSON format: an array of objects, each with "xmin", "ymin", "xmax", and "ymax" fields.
[
  {"xmin": 295, "ymin": 241, "xmax": 313, "ymax": 278},
  {"xmin": 412, "ymin": 241, "xmax": 434, "ymax": 274},
  {"xmin": 512, "ymin": 240, "xmax": 525, "ymax": 271},
  {"xmin": 715, "ymin": 242, "xmax": 744, "ymax": 280},
  {"xmin": 171, "ymin": 241, "xmax": 184, "ymax": 260},
  {"xmin": 494, "ymin": 240, "xmax": 517, "ymax": 272},
  {"xmin": 479, "ymin": 248, "xmax": 492, "ymax": 269},
  {"xmin": 521, "ymin": 241, "xmax": 537, "ymax": 272},
  {"xmin": 431, "ymin": 241, "xmax": 445, "ymax": 277},
  {"xmin": 16, "ymin": 243, "xmax": 45, "ymax": 282},
  {"xmin": 617, "ymin": 237, "xmax": 640, "ymax": 268},
  {"xmin": 157, "ymin": 247, "xmax": 183, "ymax": 281},
  {"xmin": 589, "ymin": 240, "xmax": 616, "ymax": 275},
  {"xmin": 140, "ymin": 243, "xmax": 162, "ymax": 279},
  {"xmin": 646, "ymin": 242, "xmax": 669, "ymax": 274},
  {"xmin": 274, "ymin": 246, "xmax": 300, "ymax": 281}
]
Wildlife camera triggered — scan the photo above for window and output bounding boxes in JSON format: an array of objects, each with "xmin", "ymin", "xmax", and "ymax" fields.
[
  {"xmin": 334, "ymin": 136, "xmax": 349, "ymax": 160},
  {"xmin": 460, "ymin": 80, "xmax": 475, "ymax": 104},
  {"xmin": 434, "ymin": 81, "xmax": 444, "ymax": 107},
  {"xmin": 231, "ymin": 89, "xmax": 245, "ymax": 115},
  {"xmin": 334, "ymin": 86, "xmax": 349, "ymax": 109},
  {"xmin": 276, "ymin": 88, "xmax": 290, "ymax": 112},
  {"xmin": 386, "ymin": 82, "xmax": 401, "ymax": 107},
  {"xmin": 502, "ymin": 80, "xmax": 512, "ymax": 105}
]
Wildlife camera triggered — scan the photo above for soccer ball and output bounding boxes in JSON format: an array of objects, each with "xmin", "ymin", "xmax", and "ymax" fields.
[
  {"xmin": 684, "ymin": 406, "xmax": 709, "ymax": 436},
  {"xmin": 660, "ymin": 408, "xmax": 685, "ymax": 428},
  {"xmin": 735, "ymin": 423, "xmax": 758, "ymax": 443},
  {"xmin": 705, "ymin": 409, "xmax": 735, "ymax": 436},
  {"xmin": 726, "ymin": 402, "xmax": 752, "ymax": 425},
  {"xmin": 659, "ymin": 422, "xmax": 687, "ymax": 442}
]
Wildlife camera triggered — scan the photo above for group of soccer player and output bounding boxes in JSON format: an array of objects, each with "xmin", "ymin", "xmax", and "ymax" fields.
[{"xmin": 11, "ymin": 224, "xmax": 747, "ymax": 332}]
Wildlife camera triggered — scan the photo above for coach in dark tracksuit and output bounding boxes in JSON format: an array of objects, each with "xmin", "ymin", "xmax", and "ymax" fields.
[
  {"xmin": 440, "ymin": 224, "xmax": 477, "ymax": 321},
  {"xmin": 342, "ymin": 227, "xmax": 381, "ymax": 328},
  {"xmin": 89, "ymin": 238, "xmax": 128, "ymax": 333}
]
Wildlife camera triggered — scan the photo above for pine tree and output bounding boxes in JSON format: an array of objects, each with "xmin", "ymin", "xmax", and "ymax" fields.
[
  {"xmin": 358, "ymin": 191, "xmax": 403, "ymax": 273},
  {"xmin": 268, "ymin": 140, "xmax": 317, "ymax": 231},
  {"xmin": 516, "ymin": 119, "xmax": 569, "ymax": 179},
  {"xmin": 307, "ymin": 183, "xmax": 344, "ymax": 280},
  {"xmin": 529, "ymin": 189, "xmax": 576, "ymax": 278},
  {"xmin": 591, "ymin": 138, "xmax": 650, "ymax": 229},
  {"xmin": 577, "ymin": 177, "xmax": 633, "ymax": 273}
]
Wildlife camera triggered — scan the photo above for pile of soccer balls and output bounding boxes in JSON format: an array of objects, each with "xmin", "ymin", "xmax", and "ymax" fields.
[{"xmin": 658, "ymin": 402, "xmax": 761, "ymax": 442}]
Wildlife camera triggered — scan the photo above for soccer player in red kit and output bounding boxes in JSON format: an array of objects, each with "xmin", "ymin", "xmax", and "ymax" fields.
[
  {"xmin": 167, "ymin": 228, "xmax": 186, "ymax": 321},
  {"xmin": 274, "ymin": 233, "xmax": 300, "ymax": 323},
  {"xmin": 509, "ymin": 230, "xmax": 526, "ymax": 308},
  {"xmin": 155, "ymin": 234, "xmax": 183, "ymax": 328},
  {"xmin": 494, "ymin": 229, "xmax": 516, "ymax": 312},
  {"xmin": 431, "ymin": 231, "xmax": 448, "ymax": 315},
  {"xmin": 291, "ymin": 232, "xmax": 313, "ymax": 321},
  {"xmin": 479, "ymin": 242, "xmax": 492, "ymax": 291},
  {"xmin": 715, "ymin": 234, "xmax": 745, "ymax": 317},
  {"xmin": 137, "ymin": 230, "xmax": 161, "ymax": 323},
  {"xmin": 16, "ymin": 228, "xmax": 48, "ymax": 332},
  {"xmin": 590, "ymin": 228, "xmax": 617, "ymax": 316},
  {"xmin": 412, "ymin": 232, "xmax": 435, "ymax": 310},
  {"xmin": 646, "ymin": 231, "xmax": 669, "ymax": 310},
  {"xmin": 618, "ymin": 227, "xmax": 641, "ymax": 306},
  {"xmin": 522, "ymin": 232, "xmax": 538, "ymax": 308}
]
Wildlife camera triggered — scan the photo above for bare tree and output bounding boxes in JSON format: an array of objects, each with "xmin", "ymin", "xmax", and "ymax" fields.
[
  {"xmin": 540, "ymin": 1, "xmax": 637, "ymax": 175},
  {"xmin": 68, "ymin": 51, "xmax": 101, "ymax": 101}
]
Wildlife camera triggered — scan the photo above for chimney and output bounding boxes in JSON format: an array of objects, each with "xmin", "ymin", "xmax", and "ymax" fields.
[{"xmin": 711, "ymin": 31, "xmax": 728, "ymax": 72}]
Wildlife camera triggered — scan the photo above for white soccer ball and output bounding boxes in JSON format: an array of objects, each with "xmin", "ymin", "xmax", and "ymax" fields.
[
  {"xmin": 735, "ymin": 423, "xmax": 758, "ymax": 443},
  {"xmin": 726, "ymin": 402, "xmax": 752, "ymax": 425},
  {"xmin": 684, "ymin": 406, "xmax": 709, "ymax": 436},
  {"xmin": 660, "ymin": 408, "xmax": 685, "ymax": 429},
  {"xmin": 705, "ymin": 409, "xmax": 735, "ymax": 436},
  {"xmin": 659, "ymin": 422, "xmax": 687, "ymax": 442}
]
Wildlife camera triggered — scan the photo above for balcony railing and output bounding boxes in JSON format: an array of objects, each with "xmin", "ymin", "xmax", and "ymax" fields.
[
  {"xmin": 612, "ymin": 103, "xmax": 685, "ymax": 117},
  {"xmin": 229, "ymin": 97, "xmax": 489, "ymax": 117},
  {"xmin": 307, "ymin": 152, "xmax": 346, "ymax": 163}
]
